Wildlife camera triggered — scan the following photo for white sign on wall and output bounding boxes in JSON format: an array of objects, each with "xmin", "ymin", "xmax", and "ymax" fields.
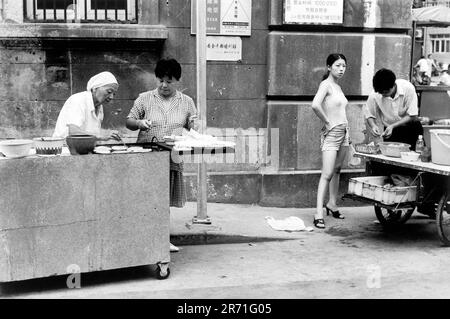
[
  {"xmin": 207, "ymin": 36, "xmax": 242, "ymax": 61},
  {"xmin": 283, "ymin": 0, "xmax": 344, "ymax": 25},
  {"xmin": 191, "ymin": 0, "xmax": 252, "ymax": 36}
]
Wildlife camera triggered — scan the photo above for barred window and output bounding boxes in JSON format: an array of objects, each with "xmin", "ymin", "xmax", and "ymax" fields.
[
  {"xmin": 24, "ymin": 0, "xmax": 138, "ymax": 23},
  {"xmin": 423, "ymin": 0, "xmax": 450, "ymax": 7},
  {"xmin": 431, "ymin": 35, "xmax": 450, "ymax": 53}
]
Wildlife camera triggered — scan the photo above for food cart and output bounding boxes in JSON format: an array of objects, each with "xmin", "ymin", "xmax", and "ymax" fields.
[
  {"xmin": 344, "ymin": 150, "xmax": 450, "ymax": 246},
  {"xmin": 343, "ymin": 7, "xmax": 450, "ymax": 246},
  {"xmin": 0, "ymin": 147, "xmax": 172, "ymax": 282},
  {"xmin": 0, "ymin": 138, "xmax": 235, "ymax": 283}
]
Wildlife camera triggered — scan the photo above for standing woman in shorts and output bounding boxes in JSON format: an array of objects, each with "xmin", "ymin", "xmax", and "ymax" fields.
[{"xmin": 311, "ymin": 53, "xmax": 349, "ymax": 229}]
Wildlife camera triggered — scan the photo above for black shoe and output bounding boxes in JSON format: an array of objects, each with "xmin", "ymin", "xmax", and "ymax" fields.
[
  {"xmin": 313, "ymin": 217, "xmax": 325, "ymax": 229},
  {"xmin": 325, "ymin": 205, "xmax": 345, "ymax": 219}
]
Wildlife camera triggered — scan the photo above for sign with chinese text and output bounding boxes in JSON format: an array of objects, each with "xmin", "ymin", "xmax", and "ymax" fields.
[
  {"xmin": 192, "ymin": 0, "xmax": 252, "ymax": 36},
  {"xmin": 207, "ymin": 36, "xmax": 242, "ymax": 61},
  {"xmin": 283, "ymin": 0, "xmax": 344, "ymax": 25}
]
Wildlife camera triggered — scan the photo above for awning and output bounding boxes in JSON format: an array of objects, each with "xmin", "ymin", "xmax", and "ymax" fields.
[{"xmin": 412, "ymin": 6, "xmax": 450, "ymax": 27}]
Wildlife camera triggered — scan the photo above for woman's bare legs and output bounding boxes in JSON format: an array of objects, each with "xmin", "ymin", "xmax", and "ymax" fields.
[
  {"xmin": 315, "ymin": 150, "xmax": 338, "ymax": 220},
  {"xmin": 326, "ymin": 146, "xmax": 349, "ymax": 211}
]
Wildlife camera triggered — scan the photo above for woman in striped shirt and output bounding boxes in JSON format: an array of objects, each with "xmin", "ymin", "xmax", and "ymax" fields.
[{"xmin": 126, "ymin": 58, "xmax": 198, "ymax": 252}]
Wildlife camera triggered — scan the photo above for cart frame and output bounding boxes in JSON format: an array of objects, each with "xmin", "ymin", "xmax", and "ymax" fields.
[{"xmin": 344, "ymin": 152, "xmax": 450, "ymax": 246}]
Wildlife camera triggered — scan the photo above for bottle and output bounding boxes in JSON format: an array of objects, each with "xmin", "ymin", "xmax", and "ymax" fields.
[
  {"xmin": 415, "ymin": 135, "xmax": 425, "ymax": 153},
  {"xmin": 420, "ymin": 146, "xmax": 431, "ymax": 162}
]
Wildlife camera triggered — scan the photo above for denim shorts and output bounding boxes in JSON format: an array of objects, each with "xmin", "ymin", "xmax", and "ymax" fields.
[{"xmin": 320, "ymin": 124, "xmax": 350, "ymax": 151}]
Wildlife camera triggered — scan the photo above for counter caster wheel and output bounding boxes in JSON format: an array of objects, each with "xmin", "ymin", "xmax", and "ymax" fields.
[
  {"xmin": 436, "ymin": 193, "xmax": 450, "ymax": 246},
  {"xmin": 156, "ymin": 263, "xmax": 170, "ymax": 280},
  {"xmin": 374, "ymin": 206, "xmax": 414, "ymax": 228}
]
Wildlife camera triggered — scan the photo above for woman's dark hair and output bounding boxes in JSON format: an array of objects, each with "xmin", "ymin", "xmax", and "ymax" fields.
[
  {"xmin": 155, "ymin": 58, "xmax": 182, "ymax": 81},
  {"xmin": 322, "ymin": 53, "xmax": 347, "ymax": 80},
  {"xmin": 372, "ymin": 68, "xmax": 396, "ymax": 93}
]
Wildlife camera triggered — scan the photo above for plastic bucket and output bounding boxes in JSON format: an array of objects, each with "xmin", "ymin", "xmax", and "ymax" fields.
[
  {"xmin": 430, "ymin": 129, "xmax": 450, "ymax": 166},
  {"xmin": 423, "ymin": 125, "xmax": 450, "ymax": 148}
]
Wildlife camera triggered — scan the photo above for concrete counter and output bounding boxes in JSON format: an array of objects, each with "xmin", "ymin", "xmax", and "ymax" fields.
[{"xmin": 0, "ymin": 151, "xmax": 170, "ymax": 282}]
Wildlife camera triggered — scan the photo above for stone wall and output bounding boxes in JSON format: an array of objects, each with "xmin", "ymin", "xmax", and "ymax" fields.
[{"xmin": 0, "ymin": 0, "xmax": 414, "ymax": 207}]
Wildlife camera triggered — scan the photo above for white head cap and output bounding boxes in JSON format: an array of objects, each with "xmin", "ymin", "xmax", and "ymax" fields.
[{"xmin": 86, "ymin": 71, "xmax": 118, "ymax": 91}]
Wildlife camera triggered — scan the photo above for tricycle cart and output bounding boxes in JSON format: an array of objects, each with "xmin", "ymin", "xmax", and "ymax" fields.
[{"xmin": 344, "ymin": 152, "xmax": 450, "ymax": 246}]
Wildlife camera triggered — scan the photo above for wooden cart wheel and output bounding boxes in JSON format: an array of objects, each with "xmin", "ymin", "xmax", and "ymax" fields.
[
  {"xmin": 436, "ymin": 193, "xmax": 450, "ymax": 246},
  {"xmin": 156, "ymin": 263, "xmax": 170, "ymax": 280},
  {"xmin": 374, "ymin": 205, "xmax": 414, "ymax": 227}
]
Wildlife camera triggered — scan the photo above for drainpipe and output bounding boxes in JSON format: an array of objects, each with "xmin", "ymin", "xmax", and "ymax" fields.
[
  {"xmin": 0, "ymin": 0, "xmax": 3, "ymax": 22},
  {"xmin": 411, "ymin": 20, "xmax": 417, "ymax": 82}
]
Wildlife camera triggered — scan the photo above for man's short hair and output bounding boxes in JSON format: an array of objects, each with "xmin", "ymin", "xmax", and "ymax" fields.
[
  {"xmin": 373, "ymin": 68, "xmax": 396, "ymax": 93},
  {"xmin": 155, "ymin": 58, "xmax": 182, "ymax": 81}
]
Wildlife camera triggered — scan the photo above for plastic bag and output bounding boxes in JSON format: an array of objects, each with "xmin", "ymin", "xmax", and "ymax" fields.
[
  {"xmin": 391, "ymin": 174, "xmax": 414, "ymax": 187},
  {"xmin": 348, "ymin": 143, "xmax": 362, "ymax": 167}
]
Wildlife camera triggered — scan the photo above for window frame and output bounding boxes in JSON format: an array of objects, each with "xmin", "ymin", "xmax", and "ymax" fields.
[{"xmin": 24, "ymin": 0, "xmax": 137, "ymax": 23}]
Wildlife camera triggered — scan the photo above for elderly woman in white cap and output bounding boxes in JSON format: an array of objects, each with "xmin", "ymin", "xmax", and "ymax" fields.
[{"xmin": 53, "ymin": 71, "xmax": 120, "ymax": 141}]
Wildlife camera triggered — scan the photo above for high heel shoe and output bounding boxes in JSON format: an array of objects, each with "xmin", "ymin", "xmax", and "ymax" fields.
[
  {"xmin": 325, "ymin": 205, "xmax": 345, "ymax": 219},
  {"xmin": 313, "ymin": 217, "xmax": 325, "ymax": 229}
]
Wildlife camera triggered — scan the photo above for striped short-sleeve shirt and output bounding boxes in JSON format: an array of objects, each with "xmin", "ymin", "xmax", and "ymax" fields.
[{"xmin": 127, "ymin": 89, "xmax": 198, "ymax": 143}]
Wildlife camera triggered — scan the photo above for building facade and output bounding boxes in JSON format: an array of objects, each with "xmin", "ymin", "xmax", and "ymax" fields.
[
  {"xmin": 419, "ymin": 0, "xmax": 450, "ymax": 66},
  {"xmin": 0, "ymin": 0, "xmax": 413, "ymax": 207}
]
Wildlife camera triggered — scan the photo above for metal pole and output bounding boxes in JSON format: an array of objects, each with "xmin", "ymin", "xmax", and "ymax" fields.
[
  {"xmin": 411, "ymin": 20, "xmax": 417, "ymax": 82},
  {"xmin": 193, "ymin": 0, "xmax": 211, "ymax": 224}
]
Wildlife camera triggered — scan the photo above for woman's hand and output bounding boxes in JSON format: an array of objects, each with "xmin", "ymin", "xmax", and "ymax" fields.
[
  {"xmin": 97, "ymin": 130, "xmax": 121, "ymax": 142},
  {"xmin": 137, "ymin": 119, "xmax": 152, "ymax": 131},
  {"xmin": 187, "ymin": 115, "xmax": 199, "ymax": 131},
  {"xmin": 109, "ymin": 130, "xmax": 121, "ymax": 141}
]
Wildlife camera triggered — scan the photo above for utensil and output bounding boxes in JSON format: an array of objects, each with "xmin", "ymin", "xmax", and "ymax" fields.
[{"xmin": 117, "ymin": 135, "xmax": 128, "ymax": 148}]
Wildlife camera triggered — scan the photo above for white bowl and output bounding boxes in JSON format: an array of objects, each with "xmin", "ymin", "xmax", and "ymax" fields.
[
  {"xmin": 0, "ymin": 139, "xmax": 33, "ymax": 158},
  {"xmin": 400, "ymin": 151, "xmax": 420, "ymax": 162}
]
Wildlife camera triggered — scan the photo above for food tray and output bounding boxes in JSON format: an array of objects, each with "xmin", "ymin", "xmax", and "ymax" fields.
[
  {"xmin": 354, "ymin": 143, "xmax": 379, "ymax": 154},
  {"xmin": 378, "ymin": 142, "xmax": 411, "ymax": 158},
  {"xmin": 348, "ymin": 176, "xmax": 416, "ymax": 205}
]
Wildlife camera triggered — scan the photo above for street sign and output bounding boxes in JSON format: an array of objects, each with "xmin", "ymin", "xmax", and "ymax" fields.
[
  {"xmin": 207, "ymin": 36, "xmax": 242, "ymax": 61},
  {"xmin": 283, "ymin": 0, "xmax": 344, "ymax": 25},
  {"xmin": 191, "ymin": 0, "xmax": 252, "ymax": 36}
]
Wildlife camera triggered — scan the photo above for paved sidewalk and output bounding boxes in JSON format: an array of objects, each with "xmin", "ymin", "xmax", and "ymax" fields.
[
  {"xmin": 3, "ymin": 202, "xmax": 446, "ymax": 299},
  {"xmin": 170, "ymin": 202, "xmax": 375, "ymax": 245}
]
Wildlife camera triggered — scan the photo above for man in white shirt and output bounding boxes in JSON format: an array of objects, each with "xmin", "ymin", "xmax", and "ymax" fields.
[
  {"xmin": 415, "ymin": 56, "xmax": 431, "ymax": 79},
  {"xmin": 53, "ymin": 71, "xmax": 121, "ymax": 141},
  {"xmin": 364, "ymin": 68, "xmax": 423, "ymax": 150}
]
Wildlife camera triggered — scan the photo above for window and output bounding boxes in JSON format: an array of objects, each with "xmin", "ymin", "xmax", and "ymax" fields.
[
  {"xmin": 24, "ymin": 0, "xmax": 137, "ymax": 23},
  {"xmin": 431, "ymin": 34, "xmax": 450, "ymax": 53},
  {"xmin": 423, "ymin": 0, "xmax": 450, "ymax": 7}
]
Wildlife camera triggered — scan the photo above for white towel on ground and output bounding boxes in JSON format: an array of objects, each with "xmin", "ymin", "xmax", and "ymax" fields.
[{"xmin": 265, "ymin": 216, "xmax": 314, "ymax": 232}]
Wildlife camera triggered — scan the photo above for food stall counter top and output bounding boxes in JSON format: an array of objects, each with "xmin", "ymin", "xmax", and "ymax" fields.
[{"xmin": 355, "ymin": 152, "xmax": 450, "ymax": 176}]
